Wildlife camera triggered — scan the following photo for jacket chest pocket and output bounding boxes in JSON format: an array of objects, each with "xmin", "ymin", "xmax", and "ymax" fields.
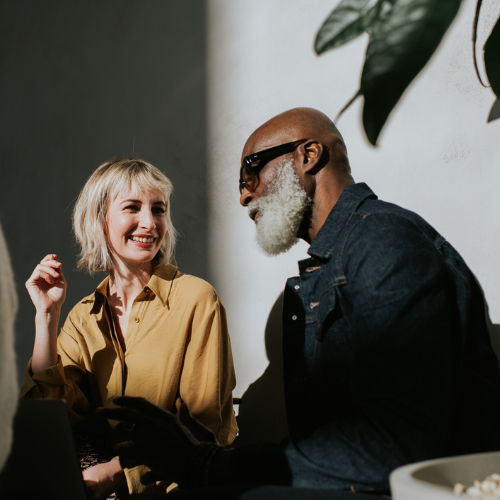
[
  {"xmin": 315, "ymin": 285, "xmax": 340, "ymax": 341},
  {"xmin": 310, "ymin": 285, "xmax": 352, "ymax": 384}
]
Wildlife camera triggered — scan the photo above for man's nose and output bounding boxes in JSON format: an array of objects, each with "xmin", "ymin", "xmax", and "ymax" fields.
[{"xmin": 240, "ymin": 188, "xmax": 254, "ymax": 207}]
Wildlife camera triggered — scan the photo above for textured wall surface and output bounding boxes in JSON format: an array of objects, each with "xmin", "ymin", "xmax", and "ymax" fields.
[{"xmin": 0, "ymin": 0, "xmax": 208, "ymax": 386}]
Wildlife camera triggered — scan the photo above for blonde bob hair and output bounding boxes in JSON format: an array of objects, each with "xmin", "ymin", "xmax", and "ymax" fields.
[{"xmin": 73, "ymin": 158, "xmax": 176, "ymax": 275}]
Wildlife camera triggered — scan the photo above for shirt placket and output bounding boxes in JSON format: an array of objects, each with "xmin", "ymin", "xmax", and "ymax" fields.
[
  {"xmin": 103, "ymin": 301, "xmax": 126, "ymax": 400},
  {"xmin": 122, "ymin": 288, "xmax": 151, "ymax": 393}
]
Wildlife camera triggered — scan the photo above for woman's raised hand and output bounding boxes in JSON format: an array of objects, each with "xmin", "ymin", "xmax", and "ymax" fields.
[{"xmin": 25, "ymin": 254, "xmax": 67, "ymax": 313}]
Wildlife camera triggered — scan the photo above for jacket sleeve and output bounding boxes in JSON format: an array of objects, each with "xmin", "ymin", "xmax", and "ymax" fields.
[{"xmin": 20, "ymin": 312, "xmax": 92, "ymax": 423}]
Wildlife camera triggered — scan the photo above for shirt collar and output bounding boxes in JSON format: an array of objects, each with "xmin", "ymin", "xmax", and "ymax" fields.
[
  {"xmin": 89, "ymin": 263, "xmax": 179, "ymax": 313},
  {"xmin": 146, "ymin": 264, "xmax": 178, "ymax": 307},
  {"xmin": 308, "ymin": 183, "xmax": 377, "ymax": 260}
]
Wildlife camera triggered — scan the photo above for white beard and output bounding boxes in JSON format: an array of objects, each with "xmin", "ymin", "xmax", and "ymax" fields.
[{"xmin": 248, "ymin": 158, "xmax": 311, "ymax": 256}]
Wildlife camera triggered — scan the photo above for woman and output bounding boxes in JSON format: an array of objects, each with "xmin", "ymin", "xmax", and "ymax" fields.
[{"xmin": 21, "ymin": 159, "xmax": 238, "ymax": 499}]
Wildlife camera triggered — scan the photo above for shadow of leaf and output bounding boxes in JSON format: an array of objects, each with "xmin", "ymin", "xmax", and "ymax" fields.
[{"xmin": 487, "ymin": 99, "xmax": 500, "ymax": 123}]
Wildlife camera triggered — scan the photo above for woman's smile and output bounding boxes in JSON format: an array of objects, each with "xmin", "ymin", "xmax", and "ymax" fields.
[{"xmin": 129, "ymin": 234, "xmax": 157, "ymax": 246}]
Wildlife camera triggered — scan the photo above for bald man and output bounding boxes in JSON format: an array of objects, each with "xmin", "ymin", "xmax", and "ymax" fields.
[{"xmin": 100, "ymin": 108, "xmax": 500, "ymax": 499}]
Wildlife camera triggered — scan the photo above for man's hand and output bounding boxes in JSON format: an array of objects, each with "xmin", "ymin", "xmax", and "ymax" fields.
[
  {"xmin": 82, "ymin": 460, "xmax": 126, "ymax": 500},
  {"xmin": 97, "ymin": 397, "xmax": 204, "ymax": 485},
  {"xmin": 178, "ymin": 402, "xmax": 219, "ymax": 444}
]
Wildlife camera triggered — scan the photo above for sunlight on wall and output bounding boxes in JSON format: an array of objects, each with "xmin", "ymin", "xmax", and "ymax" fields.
[{"xmin": 207, "ymin": 0, "xmax": 500, "ymax": 396}]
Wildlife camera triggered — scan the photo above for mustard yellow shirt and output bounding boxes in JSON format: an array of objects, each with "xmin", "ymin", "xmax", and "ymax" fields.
[{"xmin": 21, "ymin": 264, "xmax": 238, "ymax": 497}]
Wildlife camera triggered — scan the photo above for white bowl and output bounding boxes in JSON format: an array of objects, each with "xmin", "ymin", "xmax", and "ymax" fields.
[{"xmin": 390, "ymin": 451, "xmax": 500, "ymax": 499}]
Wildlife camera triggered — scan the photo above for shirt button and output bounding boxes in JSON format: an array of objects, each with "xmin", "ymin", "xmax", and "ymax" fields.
[
  {"xmin": 292, "ymin": 315, "xmax": 297, "ymax": 321},
  {"xmin": 45, "ymin": 369, "xmax": 52, "ymax": 376},
  {"xmin": 134, "ymin": 317, "xmax": 140, "ymax": 323},
  {"xmin": 294, "ymin": 285, "xmax": 300, "ymax": 290}
]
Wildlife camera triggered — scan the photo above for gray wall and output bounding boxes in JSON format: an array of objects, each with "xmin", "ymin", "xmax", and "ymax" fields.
[{"xmin": 0, "ymin": 0, "xmax": 208, "ymax": 386}]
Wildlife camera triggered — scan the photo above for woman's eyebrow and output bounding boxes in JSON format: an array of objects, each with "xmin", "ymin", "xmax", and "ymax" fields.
[{"xmin": 120, "ymin": 199, "xmax": 166, "ymax": 206}]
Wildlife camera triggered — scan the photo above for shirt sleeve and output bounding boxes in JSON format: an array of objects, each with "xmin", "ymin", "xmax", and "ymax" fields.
[
  {"xmin": 122, "ymin": 464, "xmax": 173, "ymax": 498},
  {"xmin": 178, "ymin": 285, "xmax": 238, "ymax": 447},
  {"xmin": 19, "ymin": 312, "xmax": 92, "ymax": 423}
]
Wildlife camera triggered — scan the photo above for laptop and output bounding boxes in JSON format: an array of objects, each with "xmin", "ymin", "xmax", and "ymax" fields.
[{"xmin": 0, "ymin": 399, "xmax": 87, "ymax": 500}]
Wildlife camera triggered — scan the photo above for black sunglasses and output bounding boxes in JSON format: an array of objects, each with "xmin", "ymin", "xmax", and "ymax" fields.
[{"xmin": 239, "ymin": 139, "xmax": 307, "ymax": 194}]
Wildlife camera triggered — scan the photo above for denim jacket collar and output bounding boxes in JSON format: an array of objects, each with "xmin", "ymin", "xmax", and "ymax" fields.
[{"xmin": 308, "ymin": 182, "xmax": 377, "ymax": 260}]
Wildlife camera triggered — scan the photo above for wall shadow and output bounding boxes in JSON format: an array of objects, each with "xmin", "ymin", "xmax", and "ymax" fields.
[
  {"xmin": 0, "ymin": 1, "xmax": 208, "ymax": 386},
  {"xmin": 234, "ymin": 292, "xmax": 289, "ymax": 446}
]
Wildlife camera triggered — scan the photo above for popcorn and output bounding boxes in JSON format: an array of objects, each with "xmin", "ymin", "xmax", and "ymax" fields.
[{"xmin": 454, "ymin": 474, "xmax": 500, "ymax": 498}]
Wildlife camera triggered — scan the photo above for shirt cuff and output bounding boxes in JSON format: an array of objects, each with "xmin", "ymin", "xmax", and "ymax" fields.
[
  {"xmin": 20, "ymin": 356, "xmax": 66, "ymax": 398},
  {"xmin": 123, "ymin": 464, "xmax": 172, "ymax": 499}
]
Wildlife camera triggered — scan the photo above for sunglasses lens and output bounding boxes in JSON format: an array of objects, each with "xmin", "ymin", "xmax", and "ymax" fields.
[{"xmin": 240, "ymin": 165, "xmax": 258, "ymax": 194}]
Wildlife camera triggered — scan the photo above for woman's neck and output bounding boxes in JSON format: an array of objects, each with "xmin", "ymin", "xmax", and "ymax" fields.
[{"xmin": 108, "ymin": 260, "xmax": 154, "ymax": 311}]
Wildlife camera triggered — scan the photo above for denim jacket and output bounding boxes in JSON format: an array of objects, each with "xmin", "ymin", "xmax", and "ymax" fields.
[{"xmin": 245, "ymin": 183, "xmax": 500, "ymax": 492}]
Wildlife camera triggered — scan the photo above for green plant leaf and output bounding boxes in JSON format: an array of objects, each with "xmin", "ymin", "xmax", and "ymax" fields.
[
  {"xmin": 315, "ymin": 0, "xmax": 389, "ymax": 54},
  {"xmin": 360, "ymin": 0, "xmax": 463, "ymax": 144},
  {"xmin": 484, "ymin": 14, "xmax": 500, "ymax": 99}
]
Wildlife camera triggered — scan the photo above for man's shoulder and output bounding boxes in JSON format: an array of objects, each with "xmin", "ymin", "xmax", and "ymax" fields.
[
  {"xmin": 351, "ymin": 196, "xmax": 438, "ymax": 239},
  {"xmin": 328, "ymin": 195, "xmax": 445, "ymax": 271}
]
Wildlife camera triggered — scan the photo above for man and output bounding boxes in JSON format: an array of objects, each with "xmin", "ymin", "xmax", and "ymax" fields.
[{"xmin": 100, "ymin": 108, "xmax": 500, "ymax": 498}]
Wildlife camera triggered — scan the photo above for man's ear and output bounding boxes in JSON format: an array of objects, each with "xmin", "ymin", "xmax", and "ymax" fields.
[{"xmin": 297, "ymin": 141, "xmax": 328, "ymax": 174}]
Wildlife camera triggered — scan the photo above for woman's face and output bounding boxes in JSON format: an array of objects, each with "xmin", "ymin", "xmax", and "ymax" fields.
[{"xmin": 106, "ymin": 185, "xmax": 167, "ymax": 268}]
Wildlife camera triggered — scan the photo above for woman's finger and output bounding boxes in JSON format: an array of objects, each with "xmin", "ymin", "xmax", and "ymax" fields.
[
  {"xmin": 36, "ymin": 264, "xmax": 60, "ymax": 278},
  {"xmin": 40, "ymin": 254, "xmax": 58, "ymax": 263},
  {"xmin": 38, "ymin": 259, "xmax": 62, "ymax": 272},
  {"xmin": 27, "ymin": 266, "xmax": 60, "ymax": 286}
]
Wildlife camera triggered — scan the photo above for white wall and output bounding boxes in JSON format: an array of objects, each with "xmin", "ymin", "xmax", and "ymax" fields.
[{"xmin": 207, "ymin": 0, "xmax": 500, "ymax": 397}]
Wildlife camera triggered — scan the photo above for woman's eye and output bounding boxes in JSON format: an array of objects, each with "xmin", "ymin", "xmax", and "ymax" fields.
[
  {"xmin": 125, "ymin": 205, "xmax": 139, "ymax": 211},
  {"xmin": 153, "ymin": 208, "xmax": 166, "ymax": 215}
]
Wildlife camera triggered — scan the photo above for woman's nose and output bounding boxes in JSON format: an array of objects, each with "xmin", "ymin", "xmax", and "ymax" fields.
[{"xmin": 139, "ymin": 210, "xmax": 155, "ymax": 229}]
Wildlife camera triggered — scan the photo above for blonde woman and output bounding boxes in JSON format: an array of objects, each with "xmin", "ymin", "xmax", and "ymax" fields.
[{"xmin": 21, "ymin": 159, "xmax": 238, "ymax": 500}]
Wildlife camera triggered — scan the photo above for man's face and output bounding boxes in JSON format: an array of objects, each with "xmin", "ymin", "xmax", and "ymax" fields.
[{"xmin": 244, "ymin": 156, "xmax": 311, "ymax": 256}]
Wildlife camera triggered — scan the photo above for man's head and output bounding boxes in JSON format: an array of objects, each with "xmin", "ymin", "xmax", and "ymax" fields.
[{"xmin": 240, "ymin": 107, "xmax": 354, "ymax": 254}]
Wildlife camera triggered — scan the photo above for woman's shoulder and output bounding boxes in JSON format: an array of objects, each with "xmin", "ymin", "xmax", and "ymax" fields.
[{"xmin": 155, "ymin": 264, "xmax": 220, "ymax": 302}]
